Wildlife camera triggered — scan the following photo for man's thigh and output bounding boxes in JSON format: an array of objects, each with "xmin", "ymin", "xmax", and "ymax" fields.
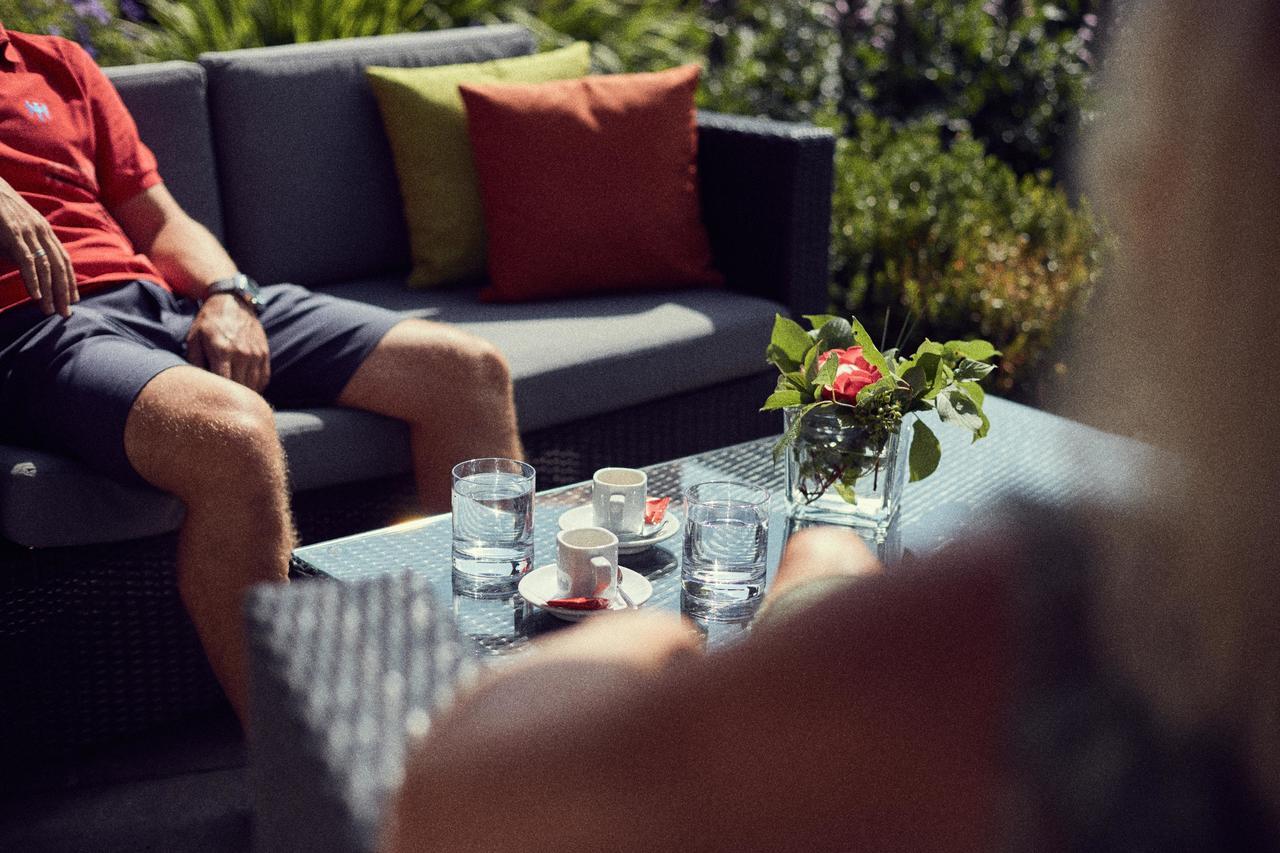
[{"xmin": 0, "ymin": 283, "xmax": 189, "ymax": 483}]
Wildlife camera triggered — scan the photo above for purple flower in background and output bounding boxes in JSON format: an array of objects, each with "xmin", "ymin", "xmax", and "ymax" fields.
[
  {"xmin": 71, "ymin": 0, "xmax": 112, "ymax": 25},
  {"xmin": 74, "ymin": 20, "xmax": 99, "ymax": 57},
  {"xmin": 120, "ymin": 0, "xmax": 146, "ymax": 22}
]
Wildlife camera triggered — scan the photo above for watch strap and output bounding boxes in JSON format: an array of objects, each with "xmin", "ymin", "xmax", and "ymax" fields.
[{"xmin": 205, "ymin": 273, "xmax": 262, "ymax": 314}]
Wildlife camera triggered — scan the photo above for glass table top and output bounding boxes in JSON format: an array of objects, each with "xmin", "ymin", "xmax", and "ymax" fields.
[{"xmin": 292, "ymin": 397, "xmax": 1156, "ymax": 655}]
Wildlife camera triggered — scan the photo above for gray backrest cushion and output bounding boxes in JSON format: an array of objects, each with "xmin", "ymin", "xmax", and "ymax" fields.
[
  {"xmin": 199, "ymin": 25, "xmax": 535, "ymax": 287},
  {"xmin": 104, "ymin": 61, "xmax": 224, "ymax": 241}
]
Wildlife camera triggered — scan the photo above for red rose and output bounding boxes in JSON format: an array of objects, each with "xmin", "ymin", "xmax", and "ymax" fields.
[{"xmin": 819, "ymin": 346, "xmax": 882, "ymax": 405}]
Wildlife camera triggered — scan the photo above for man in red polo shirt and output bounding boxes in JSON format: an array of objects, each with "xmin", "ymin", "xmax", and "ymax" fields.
[{"xmin": 0, "ymin": 23, "xmax": 524, "ymax": 725}]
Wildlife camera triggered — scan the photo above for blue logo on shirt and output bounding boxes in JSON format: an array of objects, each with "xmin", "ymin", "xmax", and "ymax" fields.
[{"xmin": 24, "ymin": 100, "xmax": 51, "ymax": 122}]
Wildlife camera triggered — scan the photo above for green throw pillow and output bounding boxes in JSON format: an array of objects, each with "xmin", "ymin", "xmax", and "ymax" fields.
[{"xmin": 367, "ymin": 43, "xmax": 592, "ymax": 288}]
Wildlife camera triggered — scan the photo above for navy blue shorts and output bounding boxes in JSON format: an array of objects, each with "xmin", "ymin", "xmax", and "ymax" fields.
[{"xmin": 0, "ymin": 279, "xmax": 403, "ymax": 483}]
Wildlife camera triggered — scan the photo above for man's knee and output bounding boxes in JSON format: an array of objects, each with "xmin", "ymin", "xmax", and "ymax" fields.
[
  {"xmin": 458, "ymin": 334, "xmax": 512, "ymax": 397},
  {"xmin": 397, "ymin": 321, "xmax": 511, "ymax": 402},
  {"xmin": 193, "ymin": 389, "xmax": 284, "ymax": 484},
  {"xmin": 128, "ymin": 374, "xmax": 286, "ymax": 499}
]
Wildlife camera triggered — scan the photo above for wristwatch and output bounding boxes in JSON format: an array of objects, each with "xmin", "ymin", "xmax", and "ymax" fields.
[{"xmin": 205, "ymin": 273, "xmax": 263, "ymax": 314}]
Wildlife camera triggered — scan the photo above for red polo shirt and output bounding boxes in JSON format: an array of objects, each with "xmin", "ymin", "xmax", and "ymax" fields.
[{"xmin": 0, "ymin": 22, "xmax": 168, "ymax": 313}]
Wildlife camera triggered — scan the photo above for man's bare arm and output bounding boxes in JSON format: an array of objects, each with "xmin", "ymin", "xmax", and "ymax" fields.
[
  {"xmin": 112, "ymin": 184, "xmax": 234, "ymax": 300},
  {"xmin": 112, "ymin": 185, "xmax": 270, "ymax": 391}
]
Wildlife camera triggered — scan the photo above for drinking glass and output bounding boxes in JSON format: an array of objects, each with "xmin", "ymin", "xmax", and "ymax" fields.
[
  {"xmin": 681, "ymin": 481, "xmax": 770, "ymax": 620},
  {"xmin": 451, "ymin": 458, "xmax": 535, "ymax": 594}
]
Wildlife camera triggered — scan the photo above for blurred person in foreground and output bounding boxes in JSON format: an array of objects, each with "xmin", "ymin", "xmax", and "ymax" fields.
[{"xmin": 383, "ymin": 1, "xmax": 1280, "ymax": 849}]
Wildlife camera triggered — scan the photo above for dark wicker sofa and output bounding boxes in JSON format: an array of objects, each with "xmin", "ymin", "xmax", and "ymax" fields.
[{"xmin": 0, "ymin": 24, "xmax": 834, "ymax": 773}]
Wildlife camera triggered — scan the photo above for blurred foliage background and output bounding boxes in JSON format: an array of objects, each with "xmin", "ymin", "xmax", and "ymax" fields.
[{"xmin": 0, "ymin": 0, "xmax": 1113, "ymax": 401}]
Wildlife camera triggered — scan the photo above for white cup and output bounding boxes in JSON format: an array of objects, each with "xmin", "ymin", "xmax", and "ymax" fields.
[
  {"xmin": 592, "ymin": 467, "xmax": 648, "ymax": 537},
  {"xmin": 556, "ymin": 527, "xmax": 619, "ymax": 599}
]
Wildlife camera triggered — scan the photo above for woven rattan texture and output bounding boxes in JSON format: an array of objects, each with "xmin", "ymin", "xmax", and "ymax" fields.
[
  {"xmin": 698, "ymin": 112, "xmax": 836, "ymax": 315},
  {"xmin": 0, "ymin": 532, "xmax": 226, "ymax": 779},
  {"xmin": 247, "ymin": 571, "xmax": 476, "ymax": 853}
]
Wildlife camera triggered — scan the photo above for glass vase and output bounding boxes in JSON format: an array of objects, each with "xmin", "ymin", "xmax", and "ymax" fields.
[{"xmin": 783, "ymin": 407, "xmax": 909, "ymax": 534}]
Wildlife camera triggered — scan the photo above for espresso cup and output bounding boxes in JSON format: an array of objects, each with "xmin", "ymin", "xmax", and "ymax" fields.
[
  {"xmin": 556, "ymin": 527, "xmax": 619, "ymax": 600},
  {"xmin": 591, "ymin": 467, "xmax": 648, "ymax": 537}
]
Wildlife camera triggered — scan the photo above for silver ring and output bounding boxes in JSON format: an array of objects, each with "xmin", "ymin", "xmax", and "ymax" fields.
[{"xmin": 31, "ymin": 248, "xmax": 47, "ymax": 259}]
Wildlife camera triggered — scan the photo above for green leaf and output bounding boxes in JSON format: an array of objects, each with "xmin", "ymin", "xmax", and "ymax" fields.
[
  {"xmin": 906, "ymin": 351, "xmax": 944, "ymax": 399},
  {"xmin": 802, "ymin": 314, "xmax": 843, "ymax": 332},
  {"xmin": 849, "ymin": 317, "xmax": 892, "ymax": 378},
  {"xmin": 833, "ymin": 480, "xmax": 858, "ymax": 505},
  {"xmin": 855, "ymin": 374, "xmax": 898, "ymax": 404},
  {"xmin": 761, "ymin": 389, "xmax": 803, "ymax": 411},
  {"xmin": 781, "ymin": 370, "xmax": 809, "ymax": 392},
  {"xmin": 936, "ymin": 388, "xmax": 986, "ymax": 434},
  {"xmin": 959, "ymin": 380, "xmax": 986, "ymax": 410},
  {"xmin": 814, "ymin": 350, "xmax": 840, "ymax": 390},
  {"xmin": 802, "ymin": 344, "xmax": 821, "ymax": 379},
  {"xmin": 953, "ymin": 358, "xmax": 996, "ymax": 382},
  {"xmin": 944, "ymin": 339, "xmax": 1001, "ymax": 362},
  {"xmin": 771, "ymin": 401, "xmax": 829, "ymax": 462},
  {"xmin": 767, "ymin": 315, "xmax": 813, "ymax": 370},
  {"xmin": 814, "ymin": 317, "xmax": 856, "ymax": 352},
  {"xmin": 912, "ymin": 340, "xmax": 946, "ymax": 358},
  {"xmin": 909, "ymin": 418, "xmax": 941, "ymax": 482},
  {"xmin": 959, "ymin": 381, "xmax": 991, "ymax": 439}
]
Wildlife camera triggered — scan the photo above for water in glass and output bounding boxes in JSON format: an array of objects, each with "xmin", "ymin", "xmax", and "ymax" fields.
[
  {"xmin": 451, "ymin": 460, "xmax": 534, "ymax": 589},
  {"xmin": 681, "ymin": 481, "xmax": 769, "ymax": 620}
]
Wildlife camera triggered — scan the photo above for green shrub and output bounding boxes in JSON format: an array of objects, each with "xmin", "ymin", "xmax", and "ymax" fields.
[
  {"xmin": 493, "ymin": 0, "xmax": 708, "ymax": 74},
  {"xmin": 702, "ymin": 0, "xmax": 1101, "ymax": 176},
  {"xmin": 831, "ymin": 115, "xmax": 1101, "ymax": 395},
  {"xmin": 135, "ymin": 0, "xmax": 446, "ymax": 57},
  {"xmin": 837, "ymin": 0, "xmax": 1099, "ymax": 176},
  {"xmin": 130, "ymin": 0, "xmax": 707, "ymax": 72},
  {"xmin": 699, "ymin": 0, "xmax": 843, "ymax": 127},
  {"xmin": 0, "ymin": 0, "xmax": 151, "ymax": 64}
]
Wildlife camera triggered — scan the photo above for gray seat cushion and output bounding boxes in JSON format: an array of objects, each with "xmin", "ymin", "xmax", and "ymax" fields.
[
  {"xmin": 104, "ymin": 61, "xmax": 223, "ymax": 241},
  {"xmin": 0, "ymin": 409, "xmax": 406, "ymax": 549},
  {"xmin": 0, "ymin": 284, "xmax": 780, "ymax": 548},
  {"xmin": 319, "ymin": 279, "xmax": 782, "ymax": 432},
  {"xmin": 199, "ymin": 25, "xmax": 534, "ymax": 288}
]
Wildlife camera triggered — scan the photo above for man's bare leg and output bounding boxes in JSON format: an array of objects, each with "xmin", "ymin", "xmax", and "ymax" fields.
[
  {"xmin": 337, "ymin": 319, "xmax": 524, "ymax": 513},
  {"xmin": 124, "ymin": 366, "xmax": 293, "ymax": 724}
]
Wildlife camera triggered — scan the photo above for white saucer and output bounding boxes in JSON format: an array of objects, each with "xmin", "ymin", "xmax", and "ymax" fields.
[
  {"xmin": 518, "ymin": 564, "xmax": 654, "ymax": 622},
  {"xmin": 557, "ymin": 504, "xmax": 681, "ymax": 554}
]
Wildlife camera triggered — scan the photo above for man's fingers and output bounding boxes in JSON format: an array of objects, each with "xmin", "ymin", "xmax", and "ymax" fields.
[
  {"xmin": 15, "ymin": 251, "xmax": 41, "ymax": 303},
  {"xmin": 186, "ymin": 332, "xmax": 207, "ymax": 370},
  {"xmin": 52, "ymin": 242, "xmax": 77, "ymax": 305},
  {"xmin": 32, "ymin": 233, "xmax": 74, "ymax": 316},
  {"xmin": 213, "ymin": 359, "xmax": 233, "ymax": 381},
  {"xmin": 14, "ymin": 235, "xmax": 51, "ymax": 314},
  {"xmin": 39, "ymin": 246, "xmax": 69, "ymax": 318},
  {"xmin": 247, "ymin": 355, "xmax": 269, "ymax": 393},
  {"xmin": 229, "ymin": 351, "xmax": 249, "ymax": 387}
]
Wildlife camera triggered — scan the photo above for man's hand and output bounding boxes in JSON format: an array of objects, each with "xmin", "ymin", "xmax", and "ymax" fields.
[
  {"xmin": 186, "ymin": 294, "xmax": 270, "ymax": 391},
  {"xmin": 0, "ymin": 177, "xmax": 77, "ymax": 316}
]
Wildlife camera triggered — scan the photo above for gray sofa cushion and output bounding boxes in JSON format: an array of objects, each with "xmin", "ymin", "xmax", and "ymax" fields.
[
  {"xmin": 199, "ymin": 25, "xmax": 535, "ymax": 288},
  {"xmin": 319, "ymin": 280, "xmax": 782, "ymax": 432},
  {"xmin": 0, "ymin": 286, "xmax": 780, "ymax": 548},
  {"xmin": 104, "ymin": 61, "xmax": 223, "ymax": 241}
]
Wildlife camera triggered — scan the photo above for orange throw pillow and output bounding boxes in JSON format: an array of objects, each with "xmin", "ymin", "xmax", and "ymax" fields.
[{"xmin": 458, "ymin": 64, "xmax": 724, "ymax": 302}]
